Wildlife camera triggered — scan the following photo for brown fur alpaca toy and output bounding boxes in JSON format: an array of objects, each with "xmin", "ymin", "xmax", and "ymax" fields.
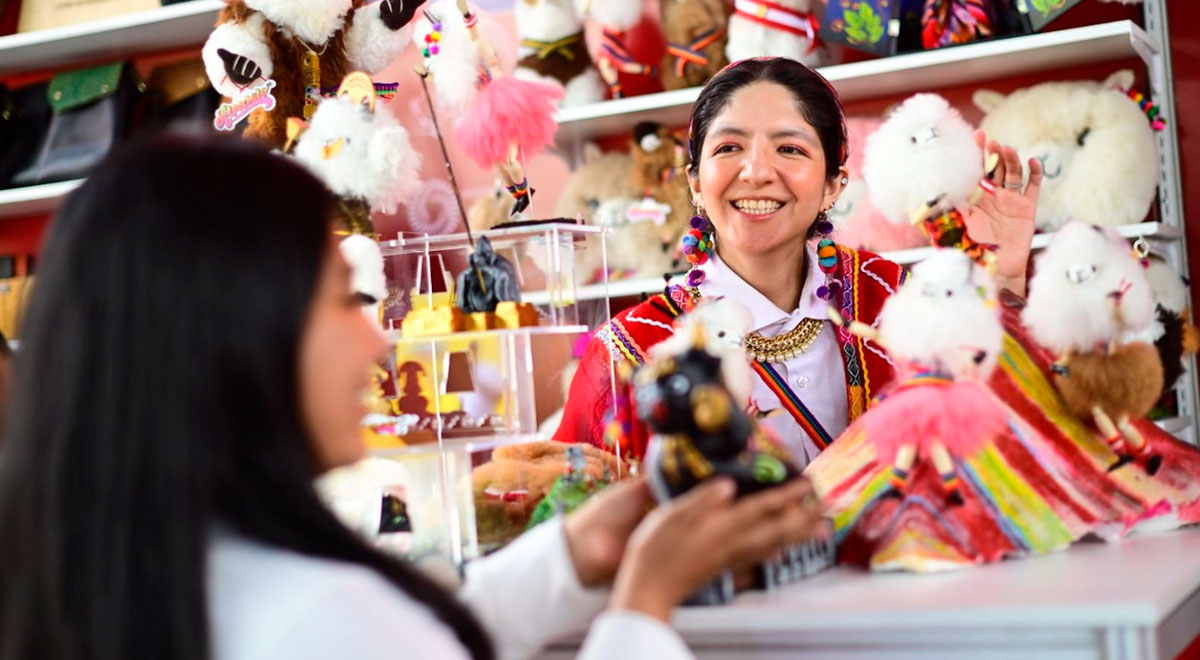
[
  {"xmin": 659, "ymin": 0, "xmax": 729, "ymax": 91},
  {"xmin": 631, "ymin": 121, "xmax": 691, "ymax": 245},
  {"xmin": 1023, "ymin": 222, "xmax": 1165, "ymax": 475},
  {"xmin": 203, "ymin": 0, "xmax": 424, "ymax": 148}
]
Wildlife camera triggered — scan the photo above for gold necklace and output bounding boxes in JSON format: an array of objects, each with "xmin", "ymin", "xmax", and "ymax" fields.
[{"xmin": 687, "ymin": 285, "xmax": 825, "ymax": 363}]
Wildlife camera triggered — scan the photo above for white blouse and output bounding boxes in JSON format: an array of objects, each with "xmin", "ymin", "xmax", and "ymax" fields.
[
  {"xmin": 207, "ymin": 517, "xmax": 693, "ymax": 660},
  {"xmin": 696, "ymin": 247, "xmax": 849, "ymax": 468}
]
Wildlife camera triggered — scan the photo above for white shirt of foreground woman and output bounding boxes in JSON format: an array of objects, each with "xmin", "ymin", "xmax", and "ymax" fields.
[
  {"xmin": 208, "ymin": 517, "xmax": 693, "ymax": 660},
  {"xmin": 697, "ymin": 245, "xmax": 850, "ymax": 467}
]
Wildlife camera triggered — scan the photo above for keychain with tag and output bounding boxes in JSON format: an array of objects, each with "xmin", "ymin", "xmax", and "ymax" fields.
[
  {"xmin": 213, "ymin": 79, "xmax": 278, "ymax": 132},
  {"xmin": 302, "ymin": 50, "xmax": 321, "ymax": 119}
]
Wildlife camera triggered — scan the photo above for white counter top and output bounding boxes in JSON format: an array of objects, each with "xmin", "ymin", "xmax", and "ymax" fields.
[{"xmin": 540, "ymin": 528, "xmax": 1200, "ymax": 659}]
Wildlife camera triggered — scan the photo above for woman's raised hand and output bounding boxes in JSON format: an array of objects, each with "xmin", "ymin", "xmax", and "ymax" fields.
[{"xmin": 965, "ymin": 128, "xmax": 1043, "ymax": 297}]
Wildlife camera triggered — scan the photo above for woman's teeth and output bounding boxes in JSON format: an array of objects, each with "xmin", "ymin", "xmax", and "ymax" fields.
[{"xmin": 733, "ymin": 199, "xmax": 783, "ymax": 215}]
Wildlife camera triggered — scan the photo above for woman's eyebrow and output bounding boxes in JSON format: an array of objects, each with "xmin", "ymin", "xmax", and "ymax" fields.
[{"xmin": 709, "ymin": 125, "xmax": 819, "ymax": 146}]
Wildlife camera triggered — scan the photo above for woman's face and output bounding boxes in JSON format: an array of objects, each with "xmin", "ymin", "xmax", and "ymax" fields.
[
  {"xmin": 299, "ymin": 244, "xmax": 390, "ymax": 472},
  {"xmin": 690, "ymin": 81, "xmax": 847, "ymax": 259}
]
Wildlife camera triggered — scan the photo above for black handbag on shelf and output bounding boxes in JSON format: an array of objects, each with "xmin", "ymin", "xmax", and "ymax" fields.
[
  {"xmin": 0, "ymin": 82, "xmax": 52, "ymax": 188},
  {"xmin": 11, "ymin": 62, "xmax": 146, "ymax": 187},
  {"xmin": 144, "ymin": 58, "xmax": 221, "ymax": 129}
]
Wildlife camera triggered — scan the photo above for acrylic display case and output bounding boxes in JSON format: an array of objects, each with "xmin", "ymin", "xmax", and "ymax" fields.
[{"xmin": 358, "ymin": 223, "xmax": 623, "ymax": 566}]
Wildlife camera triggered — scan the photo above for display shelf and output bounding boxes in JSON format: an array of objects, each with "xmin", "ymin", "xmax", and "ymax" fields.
[
  {"xmin": 386, "ymin": 324, "xmax": 590, "ymax": 344},
  {"xmin": 369, "ymin": 432, "xmax": 545, "ymax": 459},
  {"xmin": 0, "ymin": 1, "xmax": 223, "ymax": 76},
  {"xmin": 524, "ymin": 222, "xmax": 1181, "ymax": 304},
  {"xmin": 554, "ymin": 20, "xmax": 1155, "ymax": 146},
  {"xmin": 379, "ymin": 223, "xmax": 601, "ymax": 257},
  {"xmin": 1155, "ymin": 416, "xmax": 1193, "ymax": 437},
  {"xmin": 0, "ymin": 180, "xmax": 83, "ymax": 220},
  {"xmin": 539, "ymin": 528, "xmax": 1200, "ymax": 659}
]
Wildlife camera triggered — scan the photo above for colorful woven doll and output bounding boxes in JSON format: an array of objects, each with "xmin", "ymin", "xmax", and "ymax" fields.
[
  {"xmin": 418, "ymin": 0, "xmax": 563, "ymax": 215},
  {"xmin": 811, "ymin": 250, "xmax": 1094, "ymax": 572}
]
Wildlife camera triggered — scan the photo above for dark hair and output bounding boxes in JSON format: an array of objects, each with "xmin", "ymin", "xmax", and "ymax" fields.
[
  {"xmin": 0, "ymin": 130, "xmax": 493, "ymax": 660},
  {"xmin": 688, "ymin": 58, "xmax": 848, "ymax": 179}
]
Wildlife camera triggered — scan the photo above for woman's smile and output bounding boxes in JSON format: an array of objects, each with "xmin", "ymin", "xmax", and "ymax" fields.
[{"xmin": 731, "ymin": 198, "xmax": 787, "ymax": 218}]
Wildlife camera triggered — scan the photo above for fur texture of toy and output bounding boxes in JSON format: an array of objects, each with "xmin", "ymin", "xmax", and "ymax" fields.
[
  {"xmin": 553, "ymin": 145, "xmax": 641, "ymax": 281},
  {"xmin": 454, "ymin": 76, "xmax": 563, "ymax": 169},
  {"xmin": 626, "ymin": 121, "xmax": 689, "ymax": 271},
  {"xmin": 513, "ymin": 0, "xmax": 607, "ymax": 106},
  {"xmin": 831, "ymin": 116, "xmax": 928, "ymax": 252},
  {"xmin": 291, "ymin": 78, "xmax": 422, "ymax": 217},
  {"xmin": 202, "ymin": 0, "xmax": 421, "ymax": 148},
  {"xmin": 725, "ymin": 0, "xmax": 824, "ymax": 66},
  {"xmin": 974, "ymin": 71, "xmax": 1159, "ymax": 231},
  {"xmin": 1142, "ymin": 257, "xmax": 1198, "ymax": 395},
  {"xmin": 650, "ymin": 298, "xmax": 754, "ymax": 408},
  {"xmin": 1023, "ymin": 221, "xmax": 1164, "ymax": 472},
  {"xmin": 863, "ymin": 93, "xmax": 983, "ymax": 229},
  {"xmin": 658, "ymin": 0, "xmax": 728, "ymax": 91}
]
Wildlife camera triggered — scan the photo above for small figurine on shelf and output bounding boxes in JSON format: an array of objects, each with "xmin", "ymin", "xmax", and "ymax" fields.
[
  {"xmin": 513, "ymin": 0, "xmax": 607, "ymax": 107},
  {"xmin": 1023, "ymin": 222, "xmax": 1165, "ymax": 474},
  {"xmin": 455, "ymin": 235, "xmax": 522, "ymax": 314},
  {"xmin": 577, "ymin": 0, "xmax": 657, "ymax": 99},
  {"xmin": 417, "ymin": 0, "xmax": 563, "ymax": 216},
  {"xmin": 202, "ymin": 0, "xmax": 424, "ymax": 147}
]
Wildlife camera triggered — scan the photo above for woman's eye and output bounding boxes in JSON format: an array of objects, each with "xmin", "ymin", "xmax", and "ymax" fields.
[
  {"xmin": 350, "ymin": 292, "xmax": 376, "ymax": 306},
  {"xmin": 778, "ymin": 145, "xmax": 805, "ymax": 156},
  {"xmin": 713, "ymin": 144, "xmax": 738, "ymax": 154}
]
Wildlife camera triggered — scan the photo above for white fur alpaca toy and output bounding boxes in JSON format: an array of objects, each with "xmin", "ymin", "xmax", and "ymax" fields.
[
  {"xmin": 513, "ymin": 0, "xmax": 607, "ymax": 106},
  {"xmin": 202, "ymin": 0, "xmax": 421, "ymax": 147},
  {"xmin": 1023, "ymin": 221, "xmax": 1163, "ymax": 473},
  {"xmin": 974, "ymin": 71, "xmax": 1158, "ymax": 232},
  {"xmin": 725, "ymin": 0, "xmax": 824, "ymax": 66},
  {"xmin": 651, "ymin": 298, "xmax": 755, "ymax": 409},
  {"xmin": 291, "ymin": 79, "xmax": 422, "ymax": 216},
  {"xmin": 863, "ymin": 94, "xmax": 983, "ymax": 228},
  {"xmin": 339, "ymin": 233, "xmax": 389, "ymax": 312}
]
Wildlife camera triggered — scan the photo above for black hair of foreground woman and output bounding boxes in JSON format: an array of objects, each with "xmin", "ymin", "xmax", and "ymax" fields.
[{"xmin": 0, "ymin": 131, "xmax": 493, "ymax": 660}]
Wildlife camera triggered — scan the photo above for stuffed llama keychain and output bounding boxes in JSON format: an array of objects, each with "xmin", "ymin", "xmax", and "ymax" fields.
[
  {"xmin": 416, "ymin": 0, "xmax": 563, "ymax": 215},
  {"xmin": 203, "ymin": 0, "xmax": 424, "ymax": 147},
  {"xmin": 1023, "ymin": 221, "xmax": 1165, "ymax": 475}
]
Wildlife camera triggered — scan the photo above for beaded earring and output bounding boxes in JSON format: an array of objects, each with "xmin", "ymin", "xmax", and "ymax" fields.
[
  {"xmin": 813, "ymin": 209, "xmax": 842, "ymax": 302},
  {"xmin": 683, "ymin": 205, "xmax": 714, "ymax": 289}
]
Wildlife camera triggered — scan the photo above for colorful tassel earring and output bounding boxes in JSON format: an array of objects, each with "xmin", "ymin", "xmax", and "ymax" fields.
[
  {"xmin": 813, "ymin": 210, "xmax": 842, "ymax": 302},
  {"xmin": 683, "ymin": 210, "xmax": 715, "ymax": 289}
]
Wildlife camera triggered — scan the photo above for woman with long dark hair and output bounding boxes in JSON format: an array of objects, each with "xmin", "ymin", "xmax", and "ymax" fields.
[{"xmin": 0, "ymin": 131, "xmax": 824, "ymax": 660}]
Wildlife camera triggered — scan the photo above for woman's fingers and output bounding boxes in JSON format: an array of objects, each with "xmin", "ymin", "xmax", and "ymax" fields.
[
  {"xmin": 1001, "ymin": 145, "xmax": 1024, "ymax": 189},
  {"xmin": 719, "ymin": 481, "xmax": 824, "ymax": 568},
  {"xmin": 1025, "ymin": 156, "xmax": 1044, "ymax": 201},
  {"xmin": 987, "ymin": 139, "xmax": 1007, "ymax": 186}
]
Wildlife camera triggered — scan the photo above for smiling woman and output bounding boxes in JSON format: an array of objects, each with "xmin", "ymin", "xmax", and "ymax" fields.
[{"xmin": 554, "ymin": 57, "xmax": 1048, "ymax": 468}]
